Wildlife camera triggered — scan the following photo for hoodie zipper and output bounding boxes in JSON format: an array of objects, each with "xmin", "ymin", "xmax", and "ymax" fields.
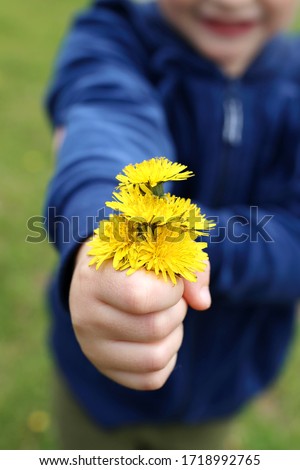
[
  {"xmin": 223, "ymin": 94, "xmax": 243, "ymax": 145},
  {"xmin": 213, "ymin": 82, "xmax": 244, "ymax": 206}
]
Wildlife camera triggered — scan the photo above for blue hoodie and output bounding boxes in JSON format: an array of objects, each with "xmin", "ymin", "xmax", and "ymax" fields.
[{"xmin": 45, "ymin": 0, "xmax": 300, "ymax": 426}]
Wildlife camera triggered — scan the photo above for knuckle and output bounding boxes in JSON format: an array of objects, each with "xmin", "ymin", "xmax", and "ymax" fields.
[
  {"xmin": 144, "ymin": 301, "xmax": 186, "ymax": 342},
  {"xmin": 144, "ymin": 345, "xmax": 169, "ymax": 372},
  {"xmin": 71, "ymin": 305, "xmax": 96, "ymax": 334},
  {"xmin": 77, "ymin": 340, "xmax": 98, "ymax": 366},
  {"xmin": 139, "ymin": 371, "xmax": 169, "ymax": 391},
  {"xmin": 142, "ymin": 324, "xmax": 183, "ymax": 372},
  {"xmin": 122, "ymin": 281, "xmax": 151, "ymax": 314},
  {"xmin": 139, "ymin": 354, "xmax": 177, "ymax": 391},
  {"xmin": 177, "ymin": 323, "xmax": 184, "ymax": 347},
  {"xmin": 71, "ymin": 315, "xmax": 85, "ymax": 336},
  {"xmin": 82, "ymin": 341, "xmax": 110, "ymax": 371},
  {"xmin": 71, "ymin": 262, "xmax": 97, "ymax": 303},
  {"xmin": 146, "ymin": 313, "xmax": 170, "ymax": 341},
  {"xmin": 71, "ymin": 305, "xmax": 89, "ymax": 334}
]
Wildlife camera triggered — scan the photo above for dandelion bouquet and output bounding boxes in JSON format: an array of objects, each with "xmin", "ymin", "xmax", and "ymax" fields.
[{"xmin": 88, "ymin": 157, "xmax": 214, "ymax": 284}]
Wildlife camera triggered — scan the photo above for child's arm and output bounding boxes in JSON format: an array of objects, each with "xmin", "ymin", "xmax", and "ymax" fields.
[
  {"xmin": 202, "ymin": 128, "xmax": 300, "ymax": 304},
  {"xmin": 70, "ymin": 243, "xmax": 210, "ymax": 390},
  {"xmin": 44, "ymin": 2, "xmax": 211, "ymax": 390},
  {"xmin": 44, "ymin": 2, "xmax": 175, "ymax": 309}
]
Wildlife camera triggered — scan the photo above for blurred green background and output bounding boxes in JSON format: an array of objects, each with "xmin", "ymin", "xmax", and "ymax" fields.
[{"xmin": 1, "ymin": 0, "xmax": 300, "ymax": 450}]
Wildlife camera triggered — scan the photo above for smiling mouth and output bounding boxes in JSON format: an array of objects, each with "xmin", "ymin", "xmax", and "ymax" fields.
[{"xmin": 200, "ymin": 18, "xmax": 259, "ymax": 37}]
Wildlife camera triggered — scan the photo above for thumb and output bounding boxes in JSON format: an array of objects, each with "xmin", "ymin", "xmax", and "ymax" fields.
[{"xmin": 183, "ymin": 262, "xmax": 211, "ymax": 311}]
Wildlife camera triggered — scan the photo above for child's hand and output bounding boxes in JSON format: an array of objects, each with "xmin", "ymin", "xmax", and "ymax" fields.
[{"xmin": 69, "ymin": 243, "xmax": 211, "ymax": 391}]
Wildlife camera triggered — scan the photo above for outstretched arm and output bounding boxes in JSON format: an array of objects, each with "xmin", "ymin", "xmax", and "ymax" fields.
[
  {"xmin": 203, "ymin": 129, "xmax": 300, "ymax": 304},
  {"xmin": 44, "ymin": 2, "xmax": 175, "ymax": 307}
]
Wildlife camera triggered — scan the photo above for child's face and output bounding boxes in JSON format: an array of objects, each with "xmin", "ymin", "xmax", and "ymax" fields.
[{"xmin": 158, "ymin": 0, "xmax": 297, "ymax": 76}]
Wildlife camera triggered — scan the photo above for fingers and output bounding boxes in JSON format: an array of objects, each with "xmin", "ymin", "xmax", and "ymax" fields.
[
  {"xmin": 75, "ymin": 243, "xmax": 185, "ymax": 314},
  {"xmin": 74, "ymin": 297, "xmax": 188, "ymax": 343},
  {"xmin": 94, "ymin": 262, "xmax": 185, "ymax": 314},
  {"xmin": 183, "ymin": 261, "xmax": 211, "ymax": 311},
  {"xmin": 74, "ymin": 311, "xmax": 183, "ymax": 390},
  {"xmin": 70, "ymin": 242, "xmax": 206, "ymax": 391},
  {"xmin": 101, "ymin": 354, "xmax": 178, "ymax": 391},
  {"xmin": 84, "ymin": 323, "xmax": 183, "ymax": 374}
]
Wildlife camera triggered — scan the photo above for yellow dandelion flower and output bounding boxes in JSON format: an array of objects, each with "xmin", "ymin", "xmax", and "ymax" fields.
[
  {"xmin": 27, "ymin": 411, "xmax": 50, "ymax": 434},
  {"xmin": 88, "ymin": 220, "xmax": 208, "ymax": 284},
  {"xmin": 88, "ymin": 157, "xmax": 214, "ymax": 284},
  {"xmin": 88, "ymin": 216, "xmax": 130, "ymax": 270},
  {"xmin": 116, "ymin": 157, "xmax": 194, "ymax": 191},
  {"xmin": 106, "ymin": 187, "xmax": 213, "ymax": 236},
  {"xmin": 127, "ymin": 225, "xmax": 208, "ymax": 284},
  {"xmin": 88, "ymin": 215, "xmax": 147, "ymax": 271}
]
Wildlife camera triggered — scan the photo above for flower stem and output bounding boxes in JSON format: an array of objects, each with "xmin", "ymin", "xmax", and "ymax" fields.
[{"xmin": 151, "ymin": 182, "xmax": 164, "ymax": 197}]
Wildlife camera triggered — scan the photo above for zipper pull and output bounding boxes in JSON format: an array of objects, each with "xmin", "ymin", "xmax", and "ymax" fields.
[{"xmin": 223, "ymin": 97, "xmax": 243, "ymax": 146}]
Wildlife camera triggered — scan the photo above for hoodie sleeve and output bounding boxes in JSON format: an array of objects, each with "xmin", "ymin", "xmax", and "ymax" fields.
[
  {"xmin": 205, "ymin": 105, "xmax": 300, "ymax": 305},
  {"xmin": 44, "ymin": 1, "xmax": 175, "ymax": 309}
]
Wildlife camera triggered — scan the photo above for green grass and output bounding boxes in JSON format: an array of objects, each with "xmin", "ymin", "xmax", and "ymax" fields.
[
  {"xmin": 1, "ymin": 0, "xmax": 300, "ymax": 450},
  {"xmin": 0, "ymin": 0, "xmax": 86, "ymax": 450}
]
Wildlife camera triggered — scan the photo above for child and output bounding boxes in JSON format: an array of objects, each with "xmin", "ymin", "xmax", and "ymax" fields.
[{"xmin": 45, "ymin": 0, "xmax": 300, "ymax": 449}]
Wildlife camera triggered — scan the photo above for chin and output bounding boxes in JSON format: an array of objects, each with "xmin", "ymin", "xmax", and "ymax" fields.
[
  {"xmin": 194, "ymin": 44, "xmax": 251, "ymax": 76},
  {"xmin": 198, "ymin": 43, "xmax": 242, "ymax": 62}
]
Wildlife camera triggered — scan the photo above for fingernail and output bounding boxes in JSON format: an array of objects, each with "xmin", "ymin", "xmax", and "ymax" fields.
[{"xmin": 199, "ymin": 286, "xmax": 211, "ymax": 308}]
